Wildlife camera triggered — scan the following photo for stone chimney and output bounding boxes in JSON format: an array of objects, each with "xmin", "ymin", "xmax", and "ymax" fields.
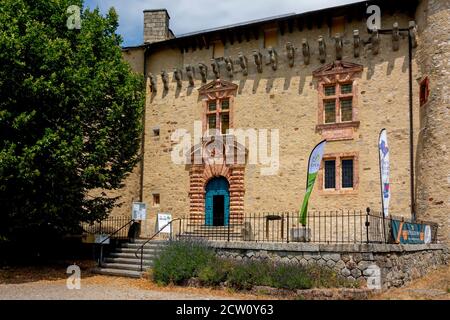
[{"xmin": 143, "ymin": 9, "xmax": 172, "ymax": 44}]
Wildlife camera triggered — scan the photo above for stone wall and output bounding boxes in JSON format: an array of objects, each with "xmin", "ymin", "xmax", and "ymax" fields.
[
  {"xmin": 208, "ymin": 241, "xmax": 448, "ymax": 289},
  {"xmin": 414, "ymin": 0, "xmax": 450, "ymax": 244}
]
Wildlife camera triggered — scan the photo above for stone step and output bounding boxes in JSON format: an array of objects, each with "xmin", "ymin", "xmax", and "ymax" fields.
[
  {"xmin": 120, "ymin": 243, "xmax": 168, "ymax": 250},
  {"xmin": 110, "ymin": 252, "xmax": 157, "ymax": 259},
  {"xmin": 133, "ymin": 239, "xmax": 170, "ymax": 245},
  {"xmin": 93, "ymin": 268, "xmax": 143, "ymax": 279},
  {"xmin": 116, "ymin": 247, "xmax": 161, "ymax": 254},
  {"xmin": 101, "ymin": 263, "xmax": 152, "ymax": 271},
  {"xmin": 104, "ymin": 257, "xmax": 154, "ymax": 265}
]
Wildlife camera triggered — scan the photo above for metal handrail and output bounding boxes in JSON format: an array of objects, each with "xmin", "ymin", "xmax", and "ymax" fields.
[
  {"xmin": 98, "ymin": 219, "xmax": 136, "ymax": 267},
  {"xmin": 134, "ymin": 218, "xmax": 182, "ymax": 272}
]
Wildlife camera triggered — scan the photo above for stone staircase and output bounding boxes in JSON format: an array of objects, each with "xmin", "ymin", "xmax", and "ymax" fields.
[
  {"xmin": 94, "ymin": 239, "xmax": 169, "ymax": 278},
  {"xmin": 179, "ymin": 225, "xmax": 243, "ymax": 241}
]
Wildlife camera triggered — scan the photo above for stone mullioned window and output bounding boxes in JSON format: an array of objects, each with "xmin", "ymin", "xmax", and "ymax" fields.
[
  {"xmin": 318, "ymin": 152, "xmax": 359, "ymax": 195},
  {"xmin": 313, "ymin": 61, "xmax": 363, "ymax": 141}
]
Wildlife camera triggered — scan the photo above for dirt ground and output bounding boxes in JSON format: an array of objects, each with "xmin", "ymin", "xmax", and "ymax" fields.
[
  {"xmin": 0, "ymin": 261, "xmax": 269, "ymax": 300},
  {"xmin": 371, "ymin": 265, "xmax": 450, "ymax": 300},
  {"xmin": 0, "ymin": 261, "xmax": 448, "ymax": 300}
]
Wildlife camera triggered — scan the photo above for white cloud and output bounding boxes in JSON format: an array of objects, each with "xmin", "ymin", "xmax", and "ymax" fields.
[{"xmin": 84, "ymin": 0, "xmax": 363, "ymax": 46}]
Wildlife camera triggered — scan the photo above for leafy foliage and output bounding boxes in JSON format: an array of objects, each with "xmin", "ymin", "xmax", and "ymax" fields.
[
  {"xmin": 0, "ymin": 0, "xmax": 144, "ymax": 241},
  {"xmin": 152, "ymin": 241, "xmax": 359, "ymax": 290},
  {"xmin": 152, "ymin": 240, "xmax": 216, "ymax": 285}
]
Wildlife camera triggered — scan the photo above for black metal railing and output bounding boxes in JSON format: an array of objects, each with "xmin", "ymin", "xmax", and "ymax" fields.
[
  {"xmin": 96, "ymin": 219, "xmax": 136, "ymax": 267},
  {"xmin": 174, "ymin": 208, "xmax": 439, "ymax": 245},
  {"xmin": 82, "ymin": 216, "xmax": 134, "ymax": 239},
  {"xmin": 134, "ymin": 218, "xmax": 182, "ymax": 272}
]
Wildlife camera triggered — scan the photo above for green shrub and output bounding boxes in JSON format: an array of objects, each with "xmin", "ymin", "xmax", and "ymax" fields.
[
  {"xmin": 227, "ymin": 260, "xmax": 273, "ymax": 290},
  {"xmin": 152, "ymin": 240, "xmax": 215, "ymax": 285},
  {"xmin": 269, "ymin": 263, "xmax": 313, "ymax": 290},
  {"xmin": 197, "ymin": 258, "xmax": 233, "ymax": 286},
  {"xmin": 305, "ymin": 265, "xmax": 359, "ymax": 288}
]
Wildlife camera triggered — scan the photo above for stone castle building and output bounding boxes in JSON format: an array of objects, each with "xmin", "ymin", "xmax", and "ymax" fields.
[{"xmin": 114, "ymin": 0, "xmax": 448, "ymax": 243}]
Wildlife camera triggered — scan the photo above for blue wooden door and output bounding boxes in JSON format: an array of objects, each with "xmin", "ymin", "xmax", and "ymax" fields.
[{"xmin": 205, "ymin": 177, "xmax": 230, "ymax": 226}]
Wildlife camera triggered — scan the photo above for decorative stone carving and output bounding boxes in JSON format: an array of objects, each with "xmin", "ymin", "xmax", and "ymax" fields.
[
  {"xmin": 253, "ymin": 50, "xmax": 263, "ymax": 73},
  {"xmin": 148, "ymin": 73, "xmax": 157, "ymax": 93},
  {"xmin": 174, "ymin": 68, "xmax": 183, "ymax": 88},
  {"xmin": 161, "ymin": 70, "xmax": 169, "ymax": 91},
  {"xmin": 224, "ymin": 57, "xmax": 234, "ymax": 78},
  {"xmin": 353, "ymin": 30, "xmax": 360, "ymax": 58},
  {"xmin": 318, "ymin": 36, "xmax": 326, "ymax": 63},
  {"xmin": 392, "ymin": 22, "xmax": 399, "ymax": 51},
  {"xmin": 335, "ymin": 34, "xmax": 343, "ymax": 60},
  {"xmin": 371, "ymin": 27, "xmax": 379, "ymax": 55},
  {"xmin": 186, "ymin": 65, "xmax": 195, "ymax": 86},
  {"xmin": 286, "ymin": 42, "xmax": 295, "ymax": 67},
  {"xmin": 267, "ymin": 47, "xmax": 278, "ymax": 71},
  {"xmin": 302, "ymin": 39, "xmax": 310, "ymax": 65},
  {"xmin": 198, "ymin": 63, "xmax": 208, "ymax": 83},
  {"xmin": 238, "ymin": 52, "xmax": 248, "ymax": 76},
  {"xmin": 211, "ymin": 59, "xmax": 220, "ymax": 79},
  {"xmin": 409, "ymin": 21, "xmax": 418, "ymax": 48}
]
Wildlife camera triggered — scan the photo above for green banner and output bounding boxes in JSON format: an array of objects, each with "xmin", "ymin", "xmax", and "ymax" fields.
[{"xmin": 299, "ymin": 140, "xmax": 326, "ymax": 226}]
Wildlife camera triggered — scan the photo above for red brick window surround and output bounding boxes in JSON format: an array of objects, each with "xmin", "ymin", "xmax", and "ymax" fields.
[
  {"xmin": 318, "ymin": 152, "xmax": 359, "ymax": 195},
  {"xmin": 313, "ymin": 61, "xmax": 363, "ymax": 141}
]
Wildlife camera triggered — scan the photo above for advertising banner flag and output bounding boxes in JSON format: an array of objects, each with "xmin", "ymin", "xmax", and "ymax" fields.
[
  {"xmin": 391, "ymin": 220, "xmax": 433, "ymax": 244},
  {"xmin": 379, "ymin": 129, "xmax": 390, "ymax": 217},
  {"xmin": 299, "ymin": 140, "xmax": 327, "ymax": 226}
]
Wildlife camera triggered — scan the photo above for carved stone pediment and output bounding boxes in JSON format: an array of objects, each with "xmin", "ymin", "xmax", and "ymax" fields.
[
  {"xmin": 198, "ymin": 79, "xmax": 238, "ymax": 100},
  {"xmin": 313, "ymin": 60, "xmax": 363, "ymax": 83},
  {"xmin": 187, "ymin": 135, "xmax": 248, "ymax": 167}
]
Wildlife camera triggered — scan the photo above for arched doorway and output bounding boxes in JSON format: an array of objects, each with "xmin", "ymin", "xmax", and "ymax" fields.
[{"xmin": 205, "ymin": 177, "xmax": 230, "ymax": 226}]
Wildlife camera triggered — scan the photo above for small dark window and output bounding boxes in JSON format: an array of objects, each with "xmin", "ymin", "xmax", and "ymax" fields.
[
  {"xmin": 325, "ymin": 86, "xmax": 336, "ymax": 96},
  {"xmin": 153, "ymin": 194, "xmax": 160, "ymax": 207},
  {"xmin": 340, "ymin": 99, "xmax": 353, "ymax": 122},
  {"xmin": 324, "ymin": 160, "xmax": 336, "ymax": 189},
  {"xmin": 221, "ymin": 113, "xmax": 229, "ymax": 134},
  {"xmin": 420, "ymin": 77, "xmax": 429, "ymax": 106},
  {"xmin": 209, "ymin": 101, "xmax": 217, "ymax": 111},
  {"xmin": 208, "ymin": 114, "xmax": 216, "ymax": 130},
  {"xmin": 221, "ymin": 99, "xmax": 230, "ymax": 110},
  {"xmin": 324, "ymin": 101, "xmax": 336, "ymax": 123},
  {"xmin": 341, "ymin": 83, "xmax": 353, "ymax": 94},
  {"xmin": 342, "ymin": 159, "xmax": 354, "ymax": 188},
  {"xmin": 152, "ymin": 127, "xmax": 160, "ymax": 137}
]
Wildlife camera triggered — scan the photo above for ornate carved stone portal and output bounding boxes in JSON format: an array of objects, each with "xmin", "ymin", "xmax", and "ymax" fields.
[
  {"xmin": 187, "ymin": 79, "xmax": 247, "ymax": 225},
  {"xmin": 187, "ymin": 138, "xmax": 247, "ymax": 225}
]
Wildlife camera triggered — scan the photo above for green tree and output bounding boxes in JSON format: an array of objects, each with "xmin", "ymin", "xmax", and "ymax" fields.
[{"xmin": 0, "ymin": 0, "xmax": 144, "ymax": 241}]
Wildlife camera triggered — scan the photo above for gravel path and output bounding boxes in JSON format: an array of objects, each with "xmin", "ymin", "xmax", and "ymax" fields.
[{"xmin": 0, "ymin": 282, "xmax": 233, "ymax": 300}]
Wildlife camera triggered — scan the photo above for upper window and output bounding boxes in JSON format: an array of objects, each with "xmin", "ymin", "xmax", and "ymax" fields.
[
  {"xmin": 313, "ymin": 61, "xmax": 363, "ymax": 141},
  {"xmin": 199, "ymin": 79, "xmax": 238, "ymax": 136},
  {"xmin": 322, "ymin": 82, "xmax": 354, "ymax": 124},
  {"xmin": 206, "ymin": 99, "xmax": 231, "ymax": 135}
]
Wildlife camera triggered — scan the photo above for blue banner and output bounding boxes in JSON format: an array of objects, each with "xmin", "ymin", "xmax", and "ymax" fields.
[{"xmin": 391, "ymin": 220, "xmax": 432, "ymax": 244}]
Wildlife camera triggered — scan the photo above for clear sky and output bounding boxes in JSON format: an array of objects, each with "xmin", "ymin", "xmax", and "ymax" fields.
[{"xmin": 84, "ymin": 0, "xmax": 363, "ymax": 47}]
